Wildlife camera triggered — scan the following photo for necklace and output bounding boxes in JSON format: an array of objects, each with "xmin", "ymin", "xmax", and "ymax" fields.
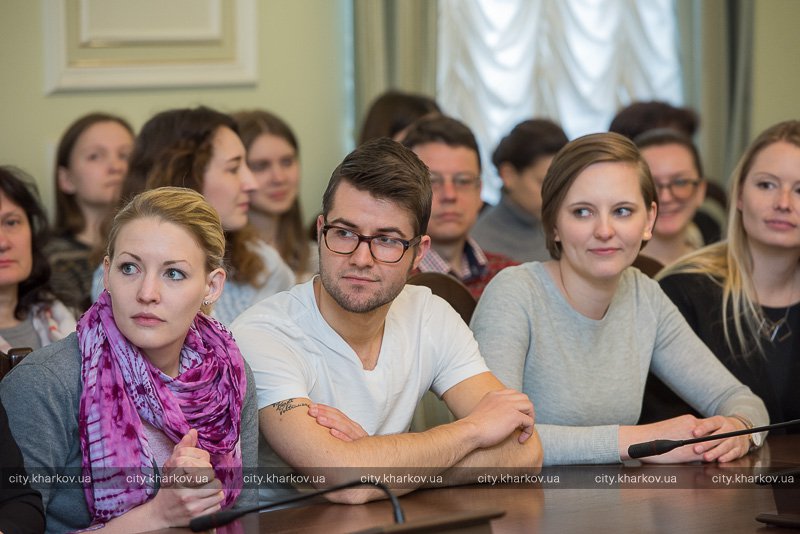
[
  {"xmin": 758, "ymin": 275, "xmax": 797, "ymax": 343},
  {"xmin": 760, "ymin": 309, "xmax": 793, "ymax": 343}
]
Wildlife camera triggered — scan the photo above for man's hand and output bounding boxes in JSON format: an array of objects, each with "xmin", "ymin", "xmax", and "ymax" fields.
[
  {"xmin": 308, "ymin": 403, "xmax": 369, "ymax": 442},
  {"xmin": 460, "ymin": 389, "xmax": 535, "ymax": 448}
]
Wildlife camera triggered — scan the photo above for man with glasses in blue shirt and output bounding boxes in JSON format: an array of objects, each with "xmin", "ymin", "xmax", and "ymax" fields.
[
  {"xmin": 232, "ymin": 138, "xmax": 542, "ymax": 505},
  {"xmin": 402, "ymin": 115, "xmax": 517, "ymax": 298}
]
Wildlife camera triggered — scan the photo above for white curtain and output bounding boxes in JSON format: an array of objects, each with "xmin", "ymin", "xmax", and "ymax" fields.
[{"xmin": 437, "ymin": 0, "xmax": 683, "ymax": 203}]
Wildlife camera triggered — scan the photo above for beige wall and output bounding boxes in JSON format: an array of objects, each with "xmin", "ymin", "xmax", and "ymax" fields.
[
  {"xmin": 2, "ymin": 1, "xmax": 798, "ymax": 222},
  {"xmin": 751, "ymin": 0, "xmax": 800, "ymax": 136},
  {"xmin": 0, "ymin": 0, "xmax": 349, "ymax": 222}
]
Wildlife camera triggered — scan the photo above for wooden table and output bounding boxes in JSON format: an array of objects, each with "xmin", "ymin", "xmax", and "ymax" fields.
[{"xmin": 158, "ymin": 435, "xmax": 800, "ymax": 533}]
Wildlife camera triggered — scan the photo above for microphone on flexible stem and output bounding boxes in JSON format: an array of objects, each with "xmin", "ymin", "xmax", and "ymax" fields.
[
  {"xmin": 189, "ymin": 479, "xmax": 404, "ymax": 531},
  {"xmin": 628, "ymin": 418, "xmax": 800, "ymax": 459}
]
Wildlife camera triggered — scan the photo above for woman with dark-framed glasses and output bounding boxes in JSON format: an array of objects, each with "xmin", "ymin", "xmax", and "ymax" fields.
[
  {"xmin": 634, "ymin": 129, "xmax": 707, "ymax": 267},
  {"xmin": 644, "ymin": 120, "xmax": 800, "ymax": 430}
]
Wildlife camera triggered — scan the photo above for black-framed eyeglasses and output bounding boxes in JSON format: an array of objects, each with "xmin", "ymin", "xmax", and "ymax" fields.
[
  {"xmin": 429, "ymin": 172, "xmax": 481, "ymax": 192},
  {"xmin": 655, "ymin": 178, "xmax": 702, "ymax": 200},
  {"xmin": 321, "ymin": 224, "xmax": 422, "ymax": 264}
]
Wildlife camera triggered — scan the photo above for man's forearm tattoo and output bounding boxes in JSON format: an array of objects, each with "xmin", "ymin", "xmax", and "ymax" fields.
[{"xmin": 273, "ymin": 398, "xmax": 311, "ymax": 415}]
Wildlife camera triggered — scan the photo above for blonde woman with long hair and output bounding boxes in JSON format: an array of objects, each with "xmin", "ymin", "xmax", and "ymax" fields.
[{"xmin": 645, "ymin": 120, "xmax": 800, "ymax": 432}]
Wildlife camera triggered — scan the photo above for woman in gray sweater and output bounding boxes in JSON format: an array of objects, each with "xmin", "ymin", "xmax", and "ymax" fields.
[{"xmin": 471, "ymin": 132, "xmax": 768, "ymax": 466}]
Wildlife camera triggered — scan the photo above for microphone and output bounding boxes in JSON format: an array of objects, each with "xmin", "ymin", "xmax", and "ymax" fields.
[
  {"xmin": 189, "ymin": 479, "xmax": 405, "ymax": 531},
  {"xmin": 628, "ymin": 418, "xmax": 800, "ymax": 459}
]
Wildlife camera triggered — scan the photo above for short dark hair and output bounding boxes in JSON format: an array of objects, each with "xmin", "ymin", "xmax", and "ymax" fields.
[
  {"xmin": 401, "ymin": 115, "xmax": 482, "ymax": 172},
  {"xmin": 541, "ymin": 132, "xmax": 657, "ymax": 259},
  {"xmin": 54, "ymin": 113, "xmax": 134, "ymax": 237},
  {"xmin": 322, "ymin": 138, "xmax": 432, "ymax": 236},
  {"xmin": 492, "ymin": 119, "xmax": 569, "ymax": 172},
  {"xmin": 358, "ymin": 91, "xmax": 440, "ymax": 145},
  {"xmin": 634, "ymin": 128, "xmax": 705, "ymax": 180},
  {"xmin": 0, "ymin": 166, "xmax": 53, "ymax": 319},
  {"xmin": 609, "ymin": 101, "xmax": 700, "ymax": 140}
]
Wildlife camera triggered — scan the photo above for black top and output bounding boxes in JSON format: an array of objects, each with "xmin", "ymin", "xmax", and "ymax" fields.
[
  {"xmin": 639, "ymin": 272, "xmax": 800, "ymax": 432},
  {"xmin": 43, "ymin": 234, "xmax": 93, "ymax": 313},
  {"xmin": 0, "ymin": 399, "xmax": 45, "ymax": 534}
]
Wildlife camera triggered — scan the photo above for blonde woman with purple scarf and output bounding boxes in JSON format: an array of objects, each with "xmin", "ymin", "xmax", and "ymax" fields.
[{"xmin": 0, "ymin": 187, "xmax": 257, "ymax": 532}]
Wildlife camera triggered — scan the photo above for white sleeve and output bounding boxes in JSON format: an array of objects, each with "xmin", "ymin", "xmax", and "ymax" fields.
[
  {"xmin": 233, "ymin": 320, "xmax": 313, "ymax": 409},
  {"xmin": 425, "ymin": 294, "xmax": 490, "ymax": 397}
]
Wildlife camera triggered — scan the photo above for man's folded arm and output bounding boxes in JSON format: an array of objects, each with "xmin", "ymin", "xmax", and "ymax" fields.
[
  {"xmin": 441, "ymin": 372, "xmax": 543, "ymax": 472},
  {"xmin": 260, "ymin": 374, "xmax": 537, "ymax": 504},
  {"xmin": 262, "ymin": 399, "xmax": 477, "ymax": 503}
]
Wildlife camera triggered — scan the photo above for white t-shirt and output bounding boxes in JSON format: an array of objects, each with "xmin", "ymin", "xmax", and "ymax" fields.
[
  {"xmin": 232, "ymin": 279, "xmax": 489, "ymax": 503},
  {"xmin": 232, "ymin": 278, "xmax": 489, "ymax": 434}
]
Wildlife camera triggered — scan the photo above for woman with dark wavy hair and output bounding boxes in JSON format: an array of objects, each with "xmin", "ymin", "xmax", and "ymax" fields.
[
  {"xmin": 91, "ymin": 106, "xmax": 295, "ymax": 324},
  {"xmin": 0, "ymin": 166, "xmax": 76, "ymax": 352}
]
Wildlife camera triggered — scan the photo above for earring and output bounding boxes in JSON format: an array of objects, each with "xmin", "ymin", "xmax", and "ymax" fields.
[{"xmin": 203, "ymin": 299, "xmax": 211, "ymax": 306}]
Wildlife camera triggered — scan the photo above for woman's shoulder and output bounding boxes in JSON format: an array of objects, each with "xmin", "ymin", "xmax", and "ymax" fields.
[
  {"xmin": 490, "ymin": 260, "xmax": 546, "ymax": 285},
  {"xmin": 1, "ymin": 333, "xmax": 81, "ymax": 395},
  {"xmin": 249, "ymin": 238, "xmax": 282, "ymax": 263},
  {"xmin": 479, "ymin": 261, "xmax": 552, "ymax": 306},
  {"xmin": 618, "ymin": 267, "xmax": 676, "ymax": 309},
  {"xmin": 658, "ymin": 271, "xmax": 723, "ymax": 298},
  {"xmin": 659, "ymin": 269, "xmax": 721, "ymax": 283},
  {"xmin": 13, "ymin": 333, "xmax": 81, "ymax": 371},
  {"xmin": 249, "ymin": 239, "xmax": 296, "ymax": 285}
]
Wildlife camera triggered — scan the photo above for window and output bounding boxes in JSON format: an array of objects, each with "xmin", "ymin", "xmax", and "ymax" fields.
[{"xmin": 437, "ymin": 0, "xmax": 683, "ymax": 202}]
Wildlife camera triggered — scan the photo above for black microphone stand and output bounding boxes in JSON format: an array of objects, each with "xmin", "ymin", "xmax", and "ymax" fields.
[{"xmin": 628, "ymin": 418, "xmax": 800, "ymax": 459}]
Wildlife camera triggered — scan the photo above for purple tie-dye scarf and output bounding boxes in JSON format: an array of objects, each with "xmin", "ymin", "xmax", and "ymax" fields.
[{"xmin": 77, "ymin": 290, "xmax": 245, "ymax": 523}]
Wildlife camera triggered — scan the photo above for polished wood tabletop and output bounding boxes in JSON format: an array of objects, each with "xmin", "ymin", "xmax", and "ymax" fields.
[{"xmin": 156, "ymin": 434, "xmax": 800, "ymax": 534}]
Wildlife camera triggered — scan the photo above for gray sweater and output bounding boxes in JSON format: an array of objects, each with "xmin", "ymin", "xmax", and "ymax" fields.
[
  {"xmin": 0, "ymin": 333, "xmax": 258, "ymax": 533},
  {"xmin": 471, "ymin": 262, "xmax": 768, "ymax": 465},
  {"xmin": 472, "ymin": 195, "xmax": 550, "ymax": 263}
]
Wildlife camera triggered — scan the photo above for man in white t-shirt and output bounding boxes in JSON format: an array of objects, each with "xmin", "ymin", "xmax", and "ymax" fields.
[{"xmin": 232, "ymin": 138, "xmax": 542, "ymax": 504}]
